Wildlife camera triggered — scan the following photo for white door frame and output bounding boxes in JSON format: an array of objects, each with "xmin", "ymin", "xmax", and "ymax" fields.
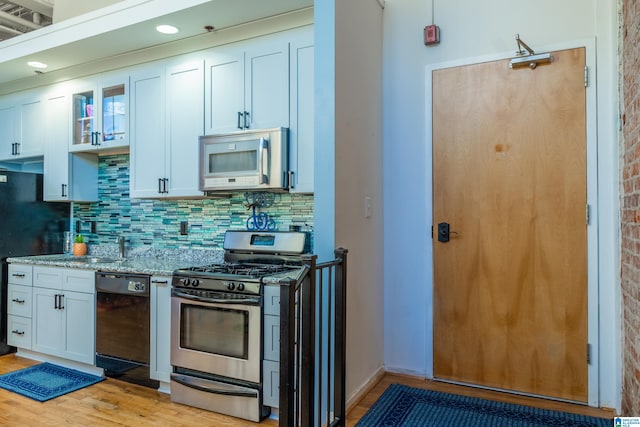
[{"xmin": 425, "ymin": 38, "xmax": 599, "ymax": 406}]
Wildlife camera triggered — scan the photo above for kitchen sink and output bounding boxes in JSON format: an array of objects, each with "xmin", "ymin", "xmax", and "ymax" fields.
[
  {"xmin": 46, "ymin": 255, "xmax": 124, "ymax": 264},
  {"xmin": 78, "ymin": 256, "xmax": 124, "ymax": 264}
]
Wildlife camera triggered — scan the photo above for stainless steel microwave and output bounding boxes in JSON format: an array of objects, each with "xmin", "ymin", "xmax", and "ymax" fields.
[{"xmin": 199, "ymin": 127, "xmax": 289, "ymax": 192}]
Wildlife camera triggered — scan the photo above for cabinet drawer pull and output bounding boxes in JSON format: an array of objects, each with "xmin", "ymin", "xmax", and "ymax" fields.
[
  {"xmin": 152, "ymin": 279, "xmax": 169, "ymax": 285},
  {"xmin": 11, "ymin": 330, "xmax": 25, "ymax": 336},
  {"xmin": 11, "ymin": 298, "xmax": 25, "ymax": 304},
  {"xmin": 12, "ymin": 273, "xmax": 25, "ymax": 278},
  {"xmin": 91, "ymin": 131, "xmax": 101, "ymax": 146}
]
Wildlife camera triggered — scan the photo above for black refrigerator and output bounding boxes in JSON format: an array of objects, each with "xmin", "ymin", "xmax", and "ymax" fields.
[{"xmin": 0, "ymin": 171, "xmax": 70, "ymax": 354}]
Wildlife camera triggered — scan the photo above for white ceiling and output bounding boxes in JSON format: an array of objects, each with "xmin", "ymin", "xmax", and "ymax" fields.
[{"xmin": 0, "ymin": 0, "xmax": 313, "ymax": 89}]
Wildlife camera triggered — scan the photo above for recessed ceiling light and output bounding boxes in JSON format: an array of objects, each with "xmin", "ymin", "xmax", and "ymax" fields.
[
  {"xmin": 156, "ymin": 24, "xmax": 179, "ymax": 34},
  {"xmin": 27, "ymin": 61, "xmax": 47, "ymax": 69}
]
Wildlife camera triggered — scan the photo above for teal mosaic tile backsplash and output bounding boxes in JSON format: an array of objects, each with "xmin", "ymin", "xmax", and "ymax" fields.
[{"xmin": 73, "ymin": 154, "xmax": 314, "ymax": 250}]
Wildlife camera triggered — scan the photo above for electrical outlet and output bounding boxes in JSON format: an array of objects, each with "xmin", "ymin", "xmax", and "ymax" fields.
[
  {"xmin": 180, "ymin": 221, "xmax": 188, "ymax": 235},
  {"xmin": 90, "ymin": 221, "xmax": 96, "ymax": 233}
]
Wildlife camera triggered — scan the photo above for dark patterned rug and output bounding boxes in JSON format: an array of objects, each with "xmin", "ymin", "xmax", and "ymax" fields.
[
  {"xmin": 356, "ymin": 384, "xmax": 611, "ymax": 426},
  {"xmin": 0, "ymin": 362, "xmax": 103, "ymax": 402}
]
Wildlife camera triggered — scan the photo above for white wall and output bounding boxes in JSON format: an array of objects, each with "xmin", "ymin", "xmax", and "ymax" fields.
[
  {"xmin": 314, "ymin": 0, "xmax": 385, "ymax": 404},
  {"xmin": 53, "ymin": 0, "xmax": 125, "ymax": 22},
  {"xmin": 382, "ymin": 0, "xmax": 620, "ymax": 410}
]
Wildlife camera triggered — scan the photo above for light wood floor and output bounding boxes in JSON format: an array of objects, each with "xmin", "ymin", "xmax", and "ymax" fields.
[
  {"xmin": 0, "ymin": 354, "xmax": 615, "ymax": 426},
  {"xmin": 0, "ymin": 354, "xmax": 278, "ymax": 426}
]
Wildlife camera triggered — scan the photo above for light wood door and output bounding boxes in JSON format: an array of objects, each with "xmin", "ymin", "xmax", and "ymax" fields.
[{"xmin": 432, "ymin": 48, "xmax": 588, "ymax": 402}]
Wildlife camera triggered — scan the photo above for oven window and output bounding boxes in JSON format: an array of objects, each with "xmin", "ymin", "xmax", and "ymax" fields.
[
  {"xmin": 180, "ymin": 304, "xmax": 249, "ymax": 359},
  {"xmin": 209, "ymin": 151, "xmax": 257, "ymax": 174}
]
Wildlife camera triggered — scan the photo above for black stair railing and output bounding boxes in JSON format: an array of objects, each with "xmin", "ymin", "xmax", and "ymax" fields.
[{"xmin": 278, "ymin": 248, "xmax": 348, "ymax": 427}]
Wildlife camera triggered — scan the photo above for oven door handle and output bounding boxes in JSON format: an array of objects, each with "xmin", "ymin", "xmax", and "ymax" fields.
[
  {"xmin": 172, "ymin": 289, "xmax": 260, "ymax": 305},
  {"xmin": 171, "ymin": 374, "xmax": 258, "ymax": 398}
]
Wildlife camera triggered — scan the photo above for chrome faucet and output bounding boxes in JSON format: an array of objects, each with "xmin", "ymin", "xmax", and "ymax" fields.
[{"xmin": 116, "ymin": 236, "xmax": 125, "ymax": 259}]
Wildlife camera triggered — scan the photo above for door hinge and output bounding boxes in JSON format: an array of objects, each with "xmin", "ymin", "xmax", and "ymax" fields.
[
  {"xmin": 584, "ymin": 66, "xmax": 589, "ymax": 88},
  {"xmin": 586, "ymin": 204, "xmax": 591, "ymax": 225},
  {"xmin": 587, "ymin": 343, "xmax": 592, "ymax": 365}
]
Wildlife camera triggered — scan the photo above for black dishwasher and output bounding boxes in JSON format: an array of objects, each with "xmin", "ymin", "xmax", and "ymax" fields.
[{"xmin": 95, "ymin": 272, "xmax": 158, "ymax": 389}]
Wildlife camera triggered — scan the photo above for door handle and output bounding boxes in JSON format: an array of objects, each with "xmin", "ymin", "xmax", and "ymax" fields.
[
  {"xmin": 237, "ymin": 112, "xmax": 243, "ymax": 130},
  {"xmin": 243, "ymin": 111, "xmax": 249, "ymax": 129},
  {"xmin": 437, "ymin": 222, "xmax": 458, "ymax": 243},
  {"xmin": 258, "ymin": 137, "xmax": 268, "ymax": 184}
]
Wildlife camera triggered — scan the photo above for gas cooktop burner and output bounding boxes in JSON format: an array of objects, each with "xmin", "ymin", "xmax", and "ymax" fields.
[{"xmin": 179, "ymin": 263, "xmax": 294, "ymax": 278}]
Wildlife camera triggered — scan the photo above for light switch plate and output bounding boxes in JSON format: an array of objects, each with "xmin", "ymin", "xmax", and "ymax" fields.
[{"xmin": 364, "ymin": 196, "xmax": 372, "ymax": 218}]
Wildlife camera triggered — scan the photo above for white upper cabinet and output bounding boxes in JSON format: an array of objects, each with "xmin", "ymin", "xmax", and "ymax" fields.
[
  {"xmin": 0, "ymin": 92, "xmax": 45, "ymax": 161},
  {"xmin": 69, "ymin": 74, "xmax": 129, "ymax": 153},
  {"xmin": 130, "ymin": 68, "xmax": 166, "ymax": 198},
  {"xmin": 205, "ymin": 35, "xmax": 289, "ymax": 134},
  {"xmin": 289, "ymin": 26, "xmax": 314, "ymax": 193},
  {"xmin": 130, "ymin": 59, "xmax": 204, "ymax": 198},
  {"xmin": 0, "ymin": 102, "xmax": 18, "ymax": 160},
  {"xmin": 165, "ymin": 60, "xmax": 205, "ymax": 198},
  {"xmin": 43, "ymin": 88, "xmax": 98, "ymax": 202}
]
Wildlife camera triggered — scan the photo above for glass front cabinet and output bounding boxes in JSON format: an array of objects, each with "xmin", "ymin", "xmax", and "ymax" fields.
[{"xmin": 70, "ymin": 77, "xmax": 128, "ymax": 152}]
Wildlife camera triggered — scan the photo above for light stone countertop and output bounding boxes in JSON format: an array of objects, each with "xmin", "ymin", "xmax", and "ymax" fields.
[{"xmin": 7, "ymin": 247, "xmax": 225, "ymax": 276}]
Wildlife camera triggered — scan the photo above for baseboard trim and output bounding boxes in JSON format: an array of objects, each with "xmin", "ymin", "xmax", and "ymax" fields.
[
  {"xmin": 346, "ymin": 366, "xmax": 385, "ymax": 414},
  {"xmin": 384, "ymin": 365, "xmax": 429, "ymax": 379}
]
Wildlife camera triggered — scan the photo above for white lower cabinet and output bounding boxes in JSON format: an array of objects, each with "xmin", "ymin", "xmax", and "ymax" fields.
[
  {"xmin": 150, "ymin": 275, "xmax": 172, "ymax": 385},
  {"xmin": 263, "ymin": 285, "xmax": 281, "ymax": 407},
  {"xmin": 31, "ymin": 267, "xmax": 95, "ymax": 365},
  {"xmin": 7, "ymin": 264, "xmax": 33, "ymax": 349},
  {"xmin": 7, "ymin": 316, "xmax": 32, "ymax": 349}
]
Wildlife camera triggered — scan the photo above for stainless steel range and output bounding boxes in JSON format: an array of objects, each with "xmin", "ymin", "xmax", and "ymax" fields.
[{"xmin": 170, "ymin": 230, "xmax": 309, "ymax": 422}]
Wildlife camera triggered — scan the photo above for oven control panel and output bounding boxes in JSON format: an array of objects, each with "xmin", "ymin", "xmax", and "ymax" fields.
[{"xmin": 172, "ymin": 275, "xmax": 261, "ymax": 295}]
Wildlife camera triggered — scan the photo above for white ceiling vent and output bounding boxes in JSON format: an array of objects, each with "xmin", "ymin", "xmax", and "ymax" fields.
[{"xmin": 0, "ymin": 0, "xmax": 53, "ymax": 41}]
